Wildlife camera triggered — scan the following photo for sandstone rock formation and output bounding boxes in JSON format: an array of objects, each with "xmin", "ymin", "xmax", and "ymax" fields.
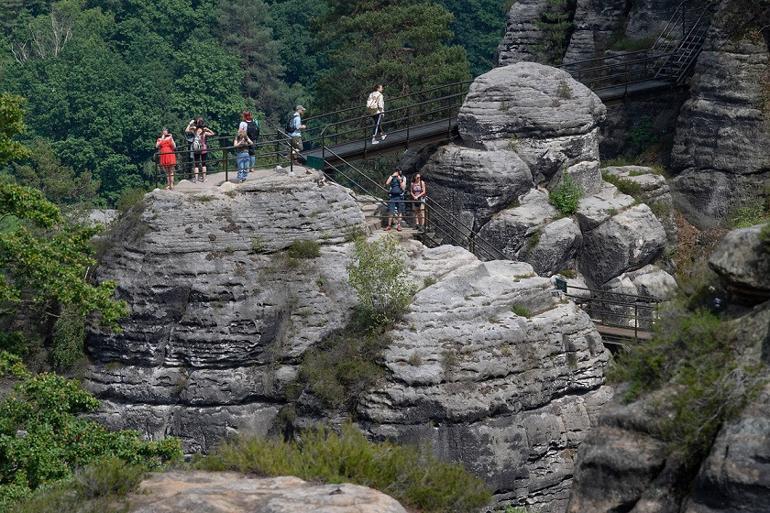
[
  {"xmin": 86, "ymin": 176, "xmax": 366, "ymax": 451},
  {"xmin": 126, "ymin": 472, "xmax": 408, "ymax": 513},
  {"xmin": 709, "ymin": 223, "xmax": 770, "ymax": 304},
  {"xmin": 358, "ymin": 257, "xmax": 612, "ymax": 513},
  {"xmin": 563, "ymin": 0, "xmax": 626, "ymax": 65},
  {"xmin": 497, "ymin": 0, "xmax": 551, "ymax": 65},
  {"xmin": 670, "ymin": 18, "xmax": 770, "ymax": 227}
]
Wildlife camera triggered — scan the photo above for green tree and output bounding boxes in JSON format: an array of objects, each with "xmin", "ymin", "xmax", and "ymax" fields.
[
  {"xmin": 535, "ymin": 0, "xmax": 576, "ymax": 65},
  {"xmin": 315, "ymin": 1, "xmax": 470, "ymax": 112},
  {"xmin": 0, "ymin": 93, "xmax": 30, "ymax": 165},
  {"xmin": 438, "ymin": 0, "xmax": 508, "ymax": 76}
]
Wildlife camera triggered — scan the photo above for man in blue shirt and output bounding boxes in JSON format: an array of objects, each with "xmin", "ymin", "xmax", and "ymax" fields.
[{"xmin": 289, "ymin": 105, "xmax": 306, "ymax": 166}]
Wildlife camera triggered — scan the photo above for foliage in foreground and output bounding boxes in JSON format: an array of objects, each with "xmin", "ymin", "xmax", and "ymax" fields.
[
  {"xmin": 608, "ymin": 308, "xmax": 766, "ymax": 463},
  {"xmin": 347, "ymin": 235, "xmax": 416, "ymax": 327},
  {"xmin": 197, "ymin": 424, "xmax": 492, "ymax": 513},
  {"xmin": 12, "ymin": 457, "xmax": 146, "ymax": 513},
  {"xmin": 549, "ymin": 173, "xmax": 583, "ymax": 216},
  {"xmin": 0, "ymin": 352, "xmax": 182, "ymax": 512}
]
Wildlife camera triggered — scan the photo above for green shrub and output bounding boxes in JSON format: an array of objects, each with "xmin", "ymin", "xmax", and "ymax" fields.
[
  {"xmin": 347, "ymin": 236, "xmax": 416, "ymax": 327},
  {"xmin": 12, "ymin": 457, "xmax": 146, "ymax": 513},
  {"xmin": 534, "ymin": 0, "xmax": 575, "ymax": 65},
  {"xmin": 50, "ymin": 305, "xmax": 86, "ymax": 371},
  {"xmin": 287, "ymin": 239, "xmax": 321, "ymax": 259},
  {"xmin": 549, "ymin": 174, "xmax": 583, "ymax": 216},
  {"xmin": 511, "ymin": 305, "xmax": 532, "ymax": 318},
  {"xmin": 608, "ymin": 309, "xmax": 765, "ymax": 463},
  {"xmin": 423, "ymin": 276, "xmax": 437, "ymax": 288},
  {"xmin": 556, "ymin": 79, "xmax": 572, "ymax": 99},
  {"xmin": 727, "ymin": 200, "xmax": 769, "ymax": 228},
  {"xmin": 115, "ymin": 187, "xmax": 146, "ymax": 214},
  {"xmin": 558, "ymin": 268, "xmax": 577, "ymax": 279},
  {"xmin": 0, "ymin": 355, "xmax": 182, "ymax": 511},
  {"xmin": 602, "ymin": 172, "xmax": 642, "ymax": 198},
  {"xmin": 197, "ymin": 424, "xmax": 492, "ymax": 513}
]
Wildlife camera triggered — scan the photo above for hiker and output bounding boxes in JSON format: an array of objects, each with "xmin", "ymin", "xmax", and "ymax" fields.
[
  {"xmin": 233, "ymin": 128, "xmax": 253, "ymax": 183},
  {"xmin": 241, "ymin": 112, "xmax": 260, "ymax": 172},
  {"xmin": 185, "ymin": 117, "xmax": 215, "ymax": 183},
  {"xmin": 287, "ymin": 105, "xmax": 308, "ymax": 171},
  {"xmin": 156, "ymin": 128, "xmax": 177, "ymax": 190},
  {"xmin": 367, "ymin": 84, "xmax": 387, "ymax": 145},
  {"xmin": 385, "ymin": 168, "xmax": 407, "ymax": 232},
  {"xmin": 410, "ymin": 173, "xmax": 427, "ymax": 231}
]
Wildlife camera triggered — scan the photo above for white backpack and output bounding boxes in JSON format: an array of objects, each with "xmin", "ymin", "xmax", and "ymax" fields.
[{"xmin": 366, "ymin": 92, "xmax": 381, "ymax": 115}]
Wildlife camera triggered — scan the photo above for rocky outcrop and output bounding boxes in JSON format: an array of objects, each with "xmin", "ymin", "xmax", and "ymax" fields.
[
  {"xmin": 709, "ymin": 224, "xmax": 770, "ymax": 304},
  {"xmin": 567, "ymin": 300, "xmax": 770, "ymax": 513},
  {"xmin": 670, "ymin": 21, "xmax": 770, "ymax": 227},
  {"xmin": 358, "ymin": 257, "xmax": 612, "ymax": 513},
  {"xmin": 126, "ymin": 473, "xmax": 407, "ymax": 513},
  {"xmin": 563, "ymin": 0, "xmax": 627, "ymax": 65},
  {"xmin": 604, "ymin": 265, "xmax": 678, "ymax": 301},
  {"xmin": 579, "ymin": 204, "xmax": 667, "ymax": 286},
  {"xmin": 86, "ymin": 176, "xmax": 365, "ymax": 451},
  {"xmin": 497, "ymin": 0, "xmax": 552, "ymax": 65}
]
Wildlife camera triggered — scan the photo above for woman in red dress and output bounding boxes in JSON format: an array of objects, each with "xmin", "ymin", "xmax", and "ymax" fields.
[{"xmin": 156, "ymin": 128, "xmax": 177, "ymax": 190}]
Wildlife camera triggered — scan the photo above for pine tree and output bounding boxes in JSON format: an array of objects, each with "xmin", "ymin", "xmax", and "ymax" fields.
[{"xmin": 534, "ymin": 0, "xmax": 576, "ymax": 65}]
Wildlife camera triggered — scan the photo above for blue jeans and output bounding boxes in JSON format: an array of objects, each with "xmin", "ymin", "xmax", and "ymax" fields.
[{"xmin": 237, "ymin": 151, "xmax": 249, "ymax": 180}]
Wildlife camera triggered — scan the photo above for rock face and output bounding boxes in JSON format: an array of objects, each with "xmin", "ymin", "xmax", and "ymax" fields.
[
  {"xmin": 709, "ymin": 224, "xmax": 770, "ymax": 304},
  {"xmin": 563, "ymin": 0, "xmax": 626, "ymax": 65},
  {"xmin": 567, "ymin": 301, "xmax": 770, "ymax": 513},
  {"xmin": 126, "ymin": 472, "xmax": 408, "ymax": 513},
  {"xmin": 87, "ymin": 174, "xmax": 615, "ymax": 512},
  {"xmin": 670, "ymin": 22, "xmax": 770, "ymax": 227},
  {"xmin": 86, "ymin": 176, "xmax": 366, "ymax": 451},
  {"xmin": 358, "ymin": 258, "xmax": 612, "ymax": 513},
  {"xmin": 497, "ymin": 0, "xmax": 552, "ymax": 65}
]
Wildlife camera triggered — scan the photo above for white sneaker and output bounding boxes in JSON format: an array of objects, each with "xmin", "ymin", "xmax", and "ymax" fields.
[
  {"xmin": 371, "ymin": 138, "xmax": 380, "ymax": 145},
  {"xmin": 381, "ymin": 134, "xmax": 387, "ymax": 141}
]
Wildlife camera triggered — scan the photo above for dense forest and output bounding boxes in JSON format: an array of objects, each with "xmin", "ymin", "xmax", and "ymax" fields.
[{"xmin": 0, "ymin": 0, "xmax": 508, "ymax": 205}]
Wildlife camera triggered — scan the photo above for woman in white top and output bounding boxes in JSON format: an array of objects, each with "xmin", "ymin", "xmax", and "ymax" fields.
[{"xmin": 367, "ymin": 84, "xmax": 387, "ymax": 145}]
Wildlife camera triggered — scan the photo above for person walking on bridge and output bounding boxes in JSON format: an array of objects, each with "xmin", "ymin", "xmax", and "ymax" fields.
[
  {"xmin": 156, "ymin": 128, "xmax": 177, "ymax": 190},
  {"xmin": 367, "ymin": 84, "xmax": 387, "ymax": 145},
  {"xmin": 385, "ymin": 168, "xmax": 406, "ymax": 232}
]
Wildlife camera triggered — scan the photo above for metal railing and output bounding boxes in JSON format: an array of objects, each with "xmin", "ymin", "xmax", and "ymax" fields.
[{"xmin": 557, "ymin": 281, "xmax": 661, "ymax": 343}]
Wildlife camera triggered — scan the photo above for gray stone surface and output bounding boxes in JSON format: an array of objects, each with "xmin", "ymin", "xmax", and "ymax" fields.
[
  {"xmin": 458, "ymin": 62, "xmax": 607, "ymax": 143},
  {"xmin": 601, "ymin": 166, "xmax": 671, "ymax": 205},
  {"xmin": 85, "ymin": 176, "xmax": 366, "ymax": 451},
  {"xmin": 523, "ymin": 217, "xmax": 583, "ymax": 277},
  {"xmin": 477, "ymin": 189, "xmax": 558, "ymax": 260},
  {"xmin": 626, "ymin": 0, "xmax": 679, "ymax": 39},
  {"xmin": 497, "ymin": 0, "xmax": 551, "ymax": 65},
  {"xmin": 563, "ymin": 0, "xmax": 627, "ymax": 65},
  {"xmin": 605, "ymin": 265, "xmax": 678, "ymax": 301},
  {"xmin": 358, "ymin": 259, "xmax": 613, "ymax": 512},
  {"xmin": 709, "ymin": 224, "xmax": 770, "ymax": 304},
  {"xmin": 576, "ymin": 183, "xmax": 637, "ymax": 232},
  {"xmin": 568, "ymin": 302, "xmax": 770, "ymax": 513},
  {"xmin": 127, "ymin": 473, "xmax": 408, "ymax": 513},
  {"xmin": 579, "ymin": 204, "xmax": 667, "ymax": 286},
  {"xmin": 670, "ymin": 27, "xmax": 770, "ymax": 227}
]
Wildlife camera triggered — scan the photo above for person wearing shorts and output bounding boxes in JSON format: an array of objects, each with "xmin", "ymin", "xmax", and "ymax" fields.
[
  {"xmin": 185, "ymin": 117, "xmax": 215, "ymax": 182},
  {"xmin": 385, "ymin": 168, "xmax": 406, "ymax": 232}
]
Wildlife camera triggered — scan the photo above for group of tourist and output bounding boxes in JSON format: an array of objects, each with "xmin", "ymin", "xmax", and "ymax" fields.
[{"xmin": 385, "ymin": 168, "xmax": 427, "ymax": 232}]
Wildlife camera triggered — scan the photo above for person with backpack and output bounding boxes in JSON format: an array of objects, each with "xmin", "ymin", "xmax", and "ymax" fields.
[
  {"xmin": 367, "ymin": 84, "xmax": 387, "ymax": 145},
  {"xmin": 287, "ymin": 105, "xmax": 307, "ymax": 165},
  {"xmin": 233, "ymin": 128, "xmax": 254, "ymax": 183},
  {"xmin": 155, "ymin": 128, "xmax": 177, "ymax": 190},
  {"xmin": 239, "ymin": 111, "xmax": 260, "ymax": 173},
  {"xmin": 185, "ymin": 117, "xmax": 215, "ymax": 183},
  {"xmin": 385, "ymin": 168, "xmax": 407, "ymax": 232}
]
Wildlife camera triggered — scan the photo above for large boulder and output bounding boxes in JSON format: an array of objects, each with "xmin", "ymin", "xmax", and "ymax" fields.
[
  {"xmin": 358, "ymin": 259, "xmax": 613, "ymax": 512},
  {"xmin": 127, "ymin": 473, "xmax": 407, "ymax": 513},
  {"xmin": 522, "ymin": 217, "xmax": 583, "ymax": 276},
  {"xmin": 576, "ymin": 183, "xmax": 637, "ymax": 232},
  {"xmin": 709, "ymin": 224, "xmax": 770, "ymax": 305},
  {"xmin": 579, "ymin": 204, "xmax": 667, "ymax": 286},
  {"xmin": 604, "ymin": 265, "xmax": 678, "ymax": 302},
  {"xmin": 85, "ymin": 176, "xmax": 366, "ymax": 451},
  {"xmin": 458, "ymin": 62, "xmax": 606, "ymax": 143}
]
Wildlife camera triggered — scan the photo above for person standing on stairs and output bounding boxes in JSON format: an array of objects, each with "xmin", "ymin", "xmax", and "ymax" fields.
[
  {"xmin": 385, "ymin": 168, "xmax": 407, "ymax": 232},
  {"xmin": 367, "ymin": 84, "xmax": 387, "ymax": 145},
  {"xmin": 410, "ymin": 173, "xmax": 427, "ymax": 231}
]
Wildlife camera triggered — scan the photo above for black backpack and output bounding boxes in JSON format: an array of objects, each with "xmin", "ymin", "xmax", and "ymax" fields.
[
  {"xmin": 246, "ymin": 119, "xmax": 260, "ymax": 141},
  {"xmin": 389, "ymin": 177, "xmax": 403, "ymax": 196},
  {"xmin": 286, "ymin": 113, "xmax": 297, "ymax": 134}
]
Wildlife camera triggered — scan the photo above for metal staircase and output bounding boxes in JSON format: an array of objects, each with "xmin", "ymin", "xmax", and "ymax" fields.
[{"xmin": 653, "ymin": 1, "xmax": 716, "ymax": 83}]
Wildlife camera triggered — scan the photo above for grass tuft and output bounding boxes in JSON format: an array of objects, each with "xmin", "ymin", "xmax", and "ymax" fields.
[
  {"xmin": 287, "ymin": 239, "xmax": 321, "ymax": 259},
  {"xmin": 549, "ymin": 174, "xmax": 583, "ymax": 216}
]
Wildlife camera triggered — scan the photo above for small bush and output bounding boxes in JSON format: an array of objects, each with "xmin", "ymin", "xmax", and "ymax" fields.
[
  {"xmin": 50, "ymin": 305, "xmax": 86, "ymax": 371},
  {"xmin": 115, "ymin": 187, "xmax": 146, "ymax": 214},
  {"xmin": 197, "ymin": 424, "xmax": 492, "ymax": 513},
  {"xmin": 726, "ymin": 199, "xmax": 769, "ymax": 229},
  {"xmin": 511, "ymin": 304, "xmax": 532, "ymax": 318},
  {"xmin": 251, "ymin": 236, "xmax": 266, "ymax": 253},
  {"xmin": 556, "ymin": 79, "xmax": 572, "ymax": 99},
  {"xmin": 602, "ymin": 172, "xmax": 642, "ymax": 198},
  {"xmin": 558, "ymin": 268, "xmax": 577, "ymax": 279},
  {"xmin": 549, "ymin": 174, "xmax": 583, "ymax": 216},
  {"xmin": 423, "ymin": 276, "xmax": 437, "ymax": 288},
  {"xmin": 287, "ymin": 239, "xmax": 321, "ymax": 259},
  {"xmin": 347, "ymin": 236, "xmax": 416, "ymax": 327}
]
